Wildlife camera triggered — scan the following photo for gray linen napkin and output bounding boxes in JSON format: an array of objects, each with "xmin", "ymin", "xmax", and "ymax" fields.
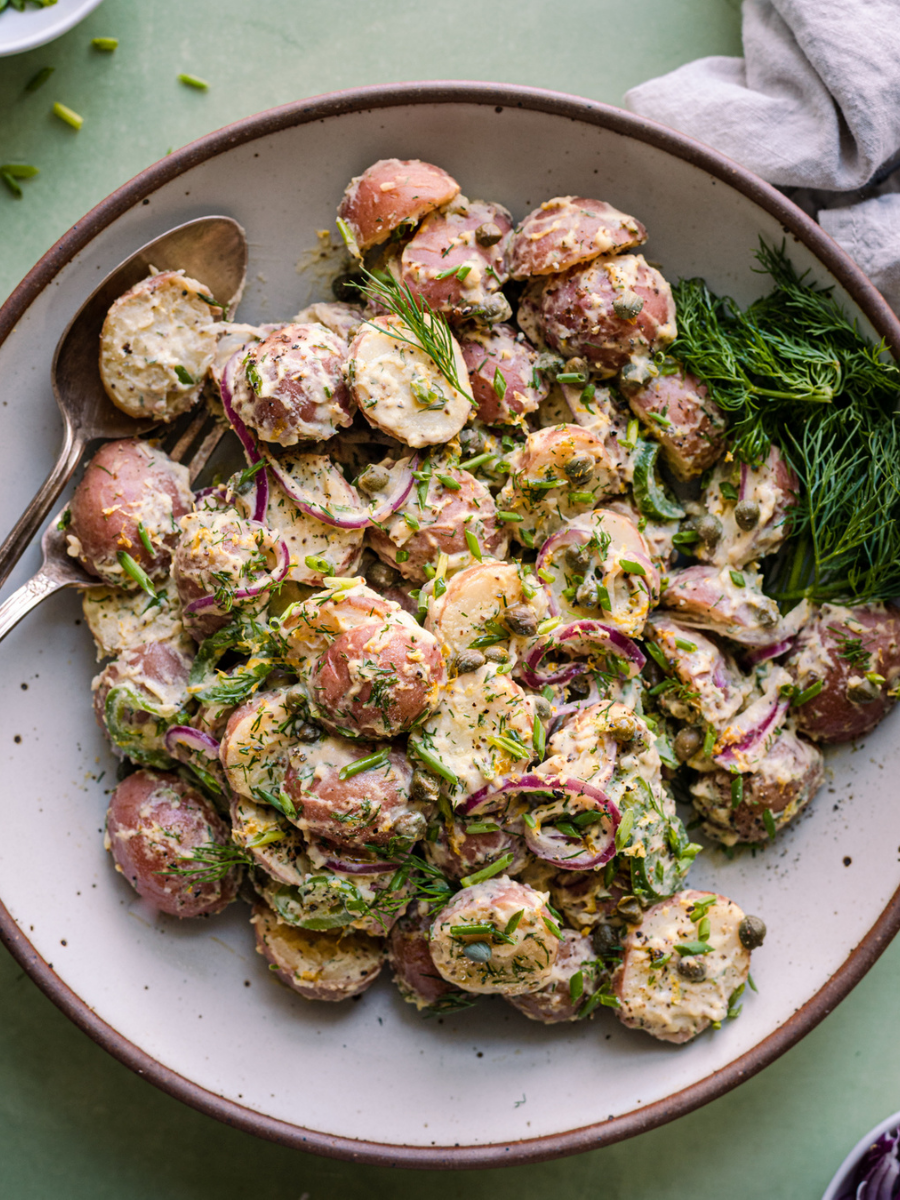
[{"xmin": 624, "ymin": 0, "xmax": 900, "ymax": 312}]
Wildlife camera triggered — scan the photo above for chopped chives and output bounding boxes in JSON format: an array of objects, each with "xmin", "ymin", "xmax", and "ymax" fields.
[
  {"xmin": 532, "ymin": 713, "xmax": 545, "ymax": 759},
  {"xmin": 465, "ymin": 528, "xmax": 482, "ymax": 561},
  {"xmin": 436, "ymin": 473, "xmax": 461, "ymax": 491},
  {"xmin": 25, "ymin": 67, "xmax": 54, "ymax": 93},
  {"xmin": 403, "ymin": 512, "xmax": 420, "ymax": 530},
  {"xmin": 136, "ymin": 522, "xmax": 154, "ymax": 556},
  {"xmin": 762, "ymin": 807, "xmax": 778, "ymax": 839},
  {"xmin": 496, "ymin": 511, "xmax": 524, "ymax": 522},
  {"xmin": 493, "ymin": 367, "xmax": 507, "ymax": 400},
  {"xmin": 92, "ymin": 37, "xmax": 119, "ymax": 51},
  {"xmin": 52, "ymin": 103, "xmax": 84, "ymax": 130},
  {"xmin": 620, "ymin": 558, "xmax": 646, "ymax": 576},
  {"xmin": 504, "ymin": 909, "xmax": 524, "ymax": 935},
  {"xmin": 730, "ymin": 775, "xmax": 744, "ymax": 808},
  {"xmin": 117, "ymin": 551, "xmax": 156, "ymax": 598},
  {"xmin": 338, "ymin": 750, "xmax": 389, "ymax": 780},
  {"xmin": 178, "ymin": 73, "xmax": 209, "ymax": 90},
  {"xmin": 460, "ymin": 852, "xmax": 515, "ymax": 888},
  {"xmin": 729, "ymin": 570, "xmax": 746, "ymax": 588},
  {"xmin": 793, "ymin": 679, "xmax": 824, "ymax": 706},
  {"xmin": 305, "ymin": 554, "xmax": 335, "ymax": 576},
  {"xmin": 675, "ymin": 637, "xmax": 697, "ymax": 652},
  {"xmin": 408, "ymin": 739, "xmax": 457, "ymax": 785},
  {"xmin": 460, "ymin": 453, "xmax": 493, "ymax": 472}
]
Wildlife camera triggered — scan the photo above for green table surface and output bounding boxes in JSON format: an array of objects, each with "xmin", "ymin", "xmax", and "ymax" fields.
[{"xmin": 2, "ymin": 2, "xmax": 898, "ymax": 1197}]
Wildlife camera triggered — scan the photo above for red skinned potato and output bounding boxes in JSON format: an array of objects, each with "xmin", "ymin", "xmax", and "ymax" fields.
[
  {"xmin": 505, "ymin": 928, "xmax": 599, "ymax": 1023},
  {"xmin": 459, "ymin": 324, "xmax": 548, "ymax": 426},
  {"xmin": 337, "ymin": 158, "xmax": 460, "ymax": 253},
  {"xmin": 538, "ymin": 254, "xmax": 676, "ymax": 378},
  {"xmin": 622, "ymin": 363, "xmax": 726, "ymax": 481},
  {"xmin": 309, "ymin": 615, "xmax": 445, "ymax": 739},
  {"xmin": 388, "ymin": 904, "xmax": 469, "ymax": 1011},
  {"xmin": 509, "ymin": 196, "xmax": 647, "ymax": 278},
  {"xmin": 67, "ymin": 439, "xmax": 192, "ymax": 586},
  {"xmin": 425, "ymin": 817, "xmax": 529, "ymax": 882},
  {"xmin": 786, "ymin": 603, "xmax": 900, "ymax": 742},
  {"xmin": 400, "ymin": 197, "xmax": 513, "ymax": 323},
  {"xmin": 367, "ymin": 465, "xmax": 506, "ymax": 584},
  {"xmin": 93, "ymin": 638, "xmax": 193, "ymax": 768},
  {"xmin": 229, "ymin": 323, "xmax": 353, "ymax": 445},
  {"xmin": 252, "ymin": 902, "xmax": 384, "ymax": 1001},
  {"xmin": 105, "ymin": 769, "xmax": 239, "ymax": 917},
  {"xmin": 690, "ymin": 727, "xmax": 824, "ymax": 845},
  {"xmin": 285, "ymin": 735, "xmax": 422, "ymax": 850}
]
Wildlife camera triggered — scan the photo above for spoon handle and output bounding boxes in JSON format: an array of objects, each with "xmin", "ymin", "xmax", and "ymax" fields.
[
  {"xmin": 0, "ymin": 568, "xmax": 69, "ymax": 646},
  {"xmin": 0, "ymin": 425, "xmax": 85, "ymax": 591}
]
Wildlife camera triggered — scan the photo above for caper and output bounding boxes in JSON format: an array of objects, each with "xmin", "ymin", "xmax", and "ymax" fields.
[
  {"xmin": 296, "ymin": 721, "xmax": 322, "ymax": 743},
  {"xmin": 462, "ymin": 941, "xmax": 493, "ymax": 963},
  {"xmin": 566, "ymin": 543, "xmax": 592, "ymax": 571},
  {"xmin": 366, "ymin": 559, "xmax": 400, "ymax": 590},
  {"xmin": 284, "ymin": 685, "xmax": 310, "ymax": 713},
  {"xmin": 696, "ymin": 514, "xmax": 723, "ymax": 548},
  {"xmin": 564, "ymin": 454, "xmax": 595, "ymax": 482},
  {"xmin": 847, "ymin": 677, "xmax": 881, "ymax": 704},
  {"xmin": 734, "ymin": 499, "xmax": 760, "ymax": 530},
  {"xmin": 591, "ymin": 923, "xmax": 620, "ymax": 957},
  {"xmin": 619, "ymin": 357, "xmax": 658, "ymax": 388},
  {"xmin": 474, "ymin": 221, "xmax": 503, "ymax": 247},
  {"xmin": 607, "ymin": 712, "xmax": 637, "ymax": 743},
  {"xmin": 674, "ymin": 727, "xmax": 703, "ymax": 762},
  {"xmin": 616, "ymin": 895, "xmax": 643, "ymax": 924},
  {"xmin": 483, "ymin": 646, "xmax": 509, "ymax": 664},
  {"xmin": 410, "ymin": 770, "xmax": 441, "ymax": 806},
  {"xmin": 567, "ymin": 675, "xmax": 591, "ymax": 700},
  {"xmin": 676, "ymin": 957, "xmax": 707, "ymax": 981},
  {"xmin": 738, "ymin": 914, "xmax": 767, "ymax": 950},
  {"xmin": 612, "ymin": 290, "xmax": 644, "ymax": 320},
  {"xmin": 501, "ymin": 603, "xmax": 537, "ymax": 638},
  {"xmin": 756, "ymin": 606, "xmax": 778, "ymax": 629},
  {"xmin": 332, "ymin": 271, "xmax": 364, "ymax": 303},
  {"xmin": 357, "ymin": 464, "xmax": 390, "ymax": 495},
  {"xmin": 534, "ymin": 696, "xmax": 553, "ymax": 722},
  {"xmin": 564, "ymin": 357, "xmax": 589, "ymax": 374},
  {"xmin": 454, "ymin": 648, "xmax": 486, "ymax": 674},
  {"xmin": 576, "ymin": 579, "xmax": 600, "ymax": 609}
]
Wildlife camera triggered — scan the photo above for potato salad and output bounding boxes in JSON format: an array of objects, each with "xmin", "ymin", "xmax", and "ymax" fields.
[{"xmin": 63, "ymin": 157, "xmax": 900, "ymax": 1046}]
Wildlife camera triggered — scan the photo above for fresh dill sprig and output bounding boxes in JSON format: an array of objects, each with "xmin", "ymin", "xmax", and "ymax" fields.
[
  {"xmin": 357, "ymin": 269, "xmax": 473, "ymax": 403},
  {"xmin": 158, "ymin": 842, "xmax": 252, "ymax": 883},
  {"xmin": 672, "ymin": 240, "xmax": 900, "ymax": 604}
]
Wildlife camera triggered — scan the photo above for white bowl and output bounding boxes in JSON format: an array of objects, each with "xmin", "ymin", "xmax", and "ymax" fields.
[
  {"xmin": 0, "ymin": 0, "xmax": 105, "ymax": 57},
  {"xmin": 1, "ymin": 83, "xmax": 899, "ymax": 1168},
  {"xmin": 822, "ymin": 1109, "xmax": 900, "ymax": 1199}
]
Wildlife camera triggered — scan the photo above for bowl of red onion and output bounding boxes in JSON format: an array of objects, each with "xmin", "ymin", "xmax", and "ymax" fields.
[{"xmin": 824, "ymin": 1111, "xmax": 900, "ymax": 1200}]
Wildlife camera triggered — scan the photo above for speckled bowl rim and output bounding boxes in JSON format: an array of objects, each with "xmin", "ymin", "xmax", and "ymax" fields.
[{"xmin": 1, "ymin": 81, "xmax": 899, "ymax": 1170}]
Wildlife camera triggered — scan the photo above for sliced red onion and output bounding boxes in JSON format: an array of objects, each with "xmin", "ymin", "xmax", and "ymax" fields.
[
  {"xmin": 265, "ymin": 452, "xmax": 417, "ymax": 531},
  {"xmin": 323, "ymin": 856, "xmax": 400, "ymax": 876},
  {"xmin": 184, "ymin": 536, "xmax": 290, "ymax": 614},
  {"xmin": 745, "ymin": 637, "xmax": 796, "ymax": 666},
  {"xmin": 739, "ymin": 461, "xmax": 750, "ymax": 502},
  {"xmin": 520, "ymin": 620, "xmax": 645, "ymax": 689},
  {"xmin": 535, "ymin": 528, "xmax": 591, "ymax": 617},
  {"xmin": 220, "ymin": 348, "xmax": 263, "ymax": 464},
  {"xmin": 252, "ymin": 464, "xmax": 269, "ymax": 523},
  {"xmin": 457, "ymin": 774, "xmax": 619, "ymax": 870},
  {"xmin": 164, "ymin": 726, "xmax": 221, "ymax": 760},
  {"xmin": 713, "ymin": 697, "xmax": 789, "ymax": 770}
]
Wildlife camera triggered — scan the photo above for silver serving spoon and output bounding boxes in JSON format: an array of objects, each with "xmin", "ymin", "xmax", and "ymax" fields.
[{"xmin": 0, "ymin": 215, "xmax": 248, "ymax": 591}]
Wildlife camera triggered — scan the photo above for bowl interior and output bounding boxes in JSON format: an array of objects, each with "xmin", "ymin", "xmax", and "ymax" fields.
[
  {"xmin": 0, "ymin": 0, "xmax": 105, "ymax": 56},
  {"xmin": 1, "ymin": 92, "xmax": 898, "ymax": 1163}
]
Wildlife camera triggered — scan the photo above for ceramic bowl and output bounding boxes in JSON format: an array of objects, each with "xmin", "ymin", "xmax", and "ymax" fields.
[
  {"xmin": 0, "ymin": 0, "xmax": 105, "ymax": 57},
  {"xmin": 1, "ymin": 83, "xmax": 899, "ymax": 1168},
  {"xmin": 822, "ymin": 1109, "xmax": 900, "ymax": 1199}
]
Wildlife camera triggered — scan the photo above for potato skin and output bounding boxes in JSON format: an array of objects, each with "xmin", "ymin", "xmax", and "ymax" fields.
[
  {"xmin": 786, "ymin": 603, "xmax": 900, "ymax": 742},
  {"xmin": 285, "ymin": 737, "xmax": 420, "ymax": 850},
  {"xmin": 309, "ymin": 616, "xmax": 445, "ymax": 739},
  {"xmin": 93, "ymin": 639, "xmax": 193, "ymax": 767},
  {"xmin": 68, "ymin": 440, "xmax": 192, "ymax": 585},
  {"xmin": 623, "ymin": 365, "xmax": 726, "ymax": 481},
  {"xmin": 229, "ymin": 323, "xmax": 353, "ymax": 445},
  {"xmin": 509, "ymin": 196, "xmax": 647, "ymax": 278},
  {"xmin": 388, "ymin": 904, "xmax": 467, "ymax": 1010},
  {"xmin": 367, "ymin": 465, "xmax": 506, "ymax": 584},
  {"xmin": 690, "ymin": 728, "xmax": 824, "ymax": 845},
  {"xmin": 505, "ymin": 928, "xmax": 597, "ymax": 1023},
  {"xmin": 252, "ymin": 901, "xmax": 384, "ymax": 1001},
  {"xmin": 337, "ymin": 158, "xmax": 460, "ymax": 252},
  {"xmin": 536, "ymin": 254, "xmax": 676, "ymax": 378},
  {"xmin": 459, "ymin": 324, "xmax": 548, "ymax": 426},
  {"xmin": 105, "ymin": 769, "xmax": 239, "ymax": 916}
]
